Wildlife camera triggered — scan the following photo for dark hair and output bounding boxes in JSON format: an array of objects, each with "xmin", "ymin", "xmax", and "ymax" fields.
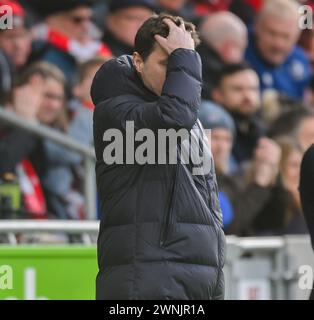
[
  {"xmin": 268, "ymin": 106, "xmax": 314, "ymax": 140},
  {"xmin": 216, "ymin": 62, "xmax": 254, "ymax": 87},
  {"xmin": 134, "ymin": 13, "xmax": 200, "ymax": 61}
]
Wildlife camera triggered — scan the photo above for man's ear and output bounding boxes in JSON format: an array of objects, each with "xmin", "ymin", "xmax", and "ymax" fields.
[{"xmin": 133, "ymin": 52, "xmax": 144, "ymax": 74}]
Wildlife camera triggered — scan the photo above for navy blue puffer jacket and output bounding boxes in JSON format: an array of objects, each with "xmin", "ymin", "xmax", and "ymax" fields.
[{"xmin": 92, "ymin": 48, "xmax": 226, "ymax": 300}]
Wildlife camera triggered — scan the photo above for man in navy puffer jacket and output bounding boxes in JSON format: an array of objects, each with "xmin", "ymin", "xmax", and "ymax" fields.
[{"xmin": 91, "ymin": 13, "xmax": 225, "ymax": 300}]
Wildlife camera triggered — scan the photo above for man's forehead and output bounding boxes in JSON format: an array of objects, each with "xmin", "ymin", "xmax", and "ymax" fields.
[{"xmin": 224, "ymin": 69, "xmax": 259, "ymax": 80}]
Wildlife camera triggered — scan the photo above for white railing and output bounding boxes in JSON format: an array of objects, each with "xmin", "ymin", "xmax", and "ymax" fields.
[{"xmin": 0, "ymin": 108, "xmax": 97, "ymax": 219}]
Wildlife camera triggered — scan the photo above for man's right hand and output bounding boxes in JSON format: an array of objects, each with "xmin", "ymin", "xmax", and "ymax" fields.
[{"xmin": 154, "ymin": 18, "xmax": 195, "ymax": 56}]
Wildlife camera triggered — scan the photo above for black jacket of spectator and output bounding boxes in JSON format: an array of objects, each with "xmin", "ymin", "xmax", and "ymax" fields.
[
  {"xmin": 0, "ymin": 125, "xmax": 41, "ymax": 175},
  {"xmin": 231, "ymin": 111, "xmax": 265, "ymax": 165},
  {"xmin": 92, "ymin": 48, "xmax": 226, "ymax": 299},
  {"xmin": 0, "ymin": 124, "xmax": 48, "ymax": 217},
  {"xmin": 300, "ymin": 144, "xmax": 314, "ymax": 300},
  {"xmin": 0, "ymin": 124, "xmax": 75, "ymax": 220}
]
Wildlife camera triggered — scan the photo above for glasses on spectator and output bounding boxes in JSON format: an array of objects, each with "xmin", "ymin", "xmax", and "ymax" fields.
[{"xmin": 70, "ymin": 15, "xmax": 92, "ymax": 25}]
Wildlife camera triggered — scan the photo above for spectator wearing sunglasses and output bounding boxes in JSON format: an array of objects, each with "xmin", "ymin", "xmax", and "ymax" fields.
[
  {"xmin": 102, "ymin": 0, "xmax": 156, "ymax": 57},
  {"xmin": 30, "ymin": 0, "xmax": 112, "ymax": 85}
]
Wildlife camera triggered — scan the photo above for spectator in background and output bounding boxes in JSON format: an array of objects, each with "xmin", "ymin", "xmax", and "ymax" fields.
[
  {"xmin": 102, "ymin": 0, "xmax": 155, "ymax": 57},
  {"xmin": 31, "ymin": 0, "xmax": 111, "ymax": 85},
  {"xmin": 67, "ymin": 57, "xmax": 109, "ymax": 221},
  {"xmin": 200, "ymin": 103, "xmax": 307, "ymax": 237},
  {"xmin": 268, "ymin": 107, "xmax": 314, "ymax": 153},
  {"xmin": 199, "ymin": 101, "xmax": 236, "ymax": 229},
  {"xmin": 252, "ymin": 137, "xmax": 308, "ymax": 235},
  {"xmin": 0, "ymin": 70, "xmax": 47, "ymax": 219},
  {"xmin": 0, "ymin": 1, "xmax": 32, "ymax": 102},
  {"xmin": 197, "ymin": 11, "xmax": 248, "ymax": 99},
  {"xmin": 0, "ymin": 62, "xmax": 68, "ymax": 219},
  {"xmin": 245, "ymin": 0, "xmax": 312, "ymax": 100},
  {"xmin": 12, "ymin": 62, "xmax": 85, "ymax": 219},
  {"xmin": 70, "ymin": 57, "xmax": 109, "ymax": 146},
  {"xmin": 199, "ymin": 101, "xmax": 236, "ymax": 175},
  {"xmin": 199, "ymin": 101, "xmax": 283, "ymax": 236},
  {"xmin": 212, "ymin": 63, "xmax": 264, "ymax": 167},
  {"xmin": 0, "ymin": 61, "xmax": 90, "ymax": 220}
]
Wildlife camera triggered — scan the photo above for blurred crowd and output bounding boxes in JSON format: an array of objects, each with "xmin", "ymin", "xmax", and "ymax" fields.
[{"xmin": 0, "ymin": 0, "xmax": 314, "ymax": 238}]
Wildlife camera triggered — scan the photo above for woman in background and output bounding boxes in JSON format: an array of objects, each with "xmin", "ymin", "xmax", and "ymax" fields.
[{"xmin": 251, "ymin": 137, "xmax": 308, "ymax": 235}]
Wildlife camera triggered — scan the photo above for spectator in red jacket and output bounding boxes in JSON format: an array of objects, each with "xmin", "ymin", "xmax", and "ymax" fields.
[{"xmin": 31, "ymin": 0, "xmax": 112, "ymax": 85}]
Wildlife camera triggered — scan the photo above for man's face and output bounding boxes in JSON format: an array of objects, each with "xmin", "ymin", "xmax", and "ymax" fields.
[
  {"xmin": 107, "ymin": 6, "xmax": 153, "ymax": 47},
  {"xmin": 282, "ymin": 149, "xmax": 302, "ymax": 191},
  {"xmin": 209, "ymin": 128, "xmax": 233, "ymax": 173},
  {"xmin": 218, "ymin": 38, "xmax": 247, "ymax": 64},
  {"xmin": 37, "ymin": 78, "xmax": 65, "ymax": 125},
  {"xmin": 213, "ymin": 69, "xmax": 260, "ymax": 116},
  {"xmin": 133, "ymin": 44, "xmax": 168, "ymax": 96},
  {"xmin": 61, "ymin": 6, "xmax": 92, "ymax": 42},
  {"xmin": 0, "ymin": 26, "xmax": 31, "ymax": 67},
  {"xmin": 255, "ymin": 14, "xmax": 299, "ymax": 65}
]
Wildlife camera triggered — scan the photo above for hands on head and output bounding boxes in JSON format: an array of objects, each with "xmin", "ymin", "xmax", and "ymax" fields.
[{"xmin": 154, "ymin": 18, "xmax": 195, "ymax": 56}]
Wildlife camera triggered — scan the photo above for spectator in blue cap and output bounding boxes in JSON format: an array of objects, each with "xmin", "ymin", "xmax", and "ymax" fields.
[
  {"xmin": 198, "ymin": 100, "xmax": 284, "ymax": 236},
  {"xmin": 199, "ymin": 100, "xmax": 236, "ymax": 174},
  {"xmin": 199, "ymin": 101, "xmax": 236, "ymax": 228}
]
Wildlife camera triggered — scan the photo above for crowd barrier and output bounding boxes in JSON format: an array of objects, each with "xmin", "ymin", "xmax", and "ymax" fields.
[
  {"xmin": 0, "ymin": 108, "xmax": 97, "ymax": 220},
  {"xmin": 225, "ymin": 235, "xmax": 314, "ymax": 299},
  {"xmin": 0, "ymin": 220, "xmax": 313, "ymax": 300}
]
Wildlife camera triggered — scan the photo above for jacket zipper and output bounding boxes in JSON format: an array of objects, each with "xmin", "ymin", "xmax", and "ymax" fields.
[
  {"xmin": 159, "ymin": 134, "xmax": 181, "ymax": 247},
  {"xmin": 159, "ymin": 160, "xmax": 180, "ymax": 247}
]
